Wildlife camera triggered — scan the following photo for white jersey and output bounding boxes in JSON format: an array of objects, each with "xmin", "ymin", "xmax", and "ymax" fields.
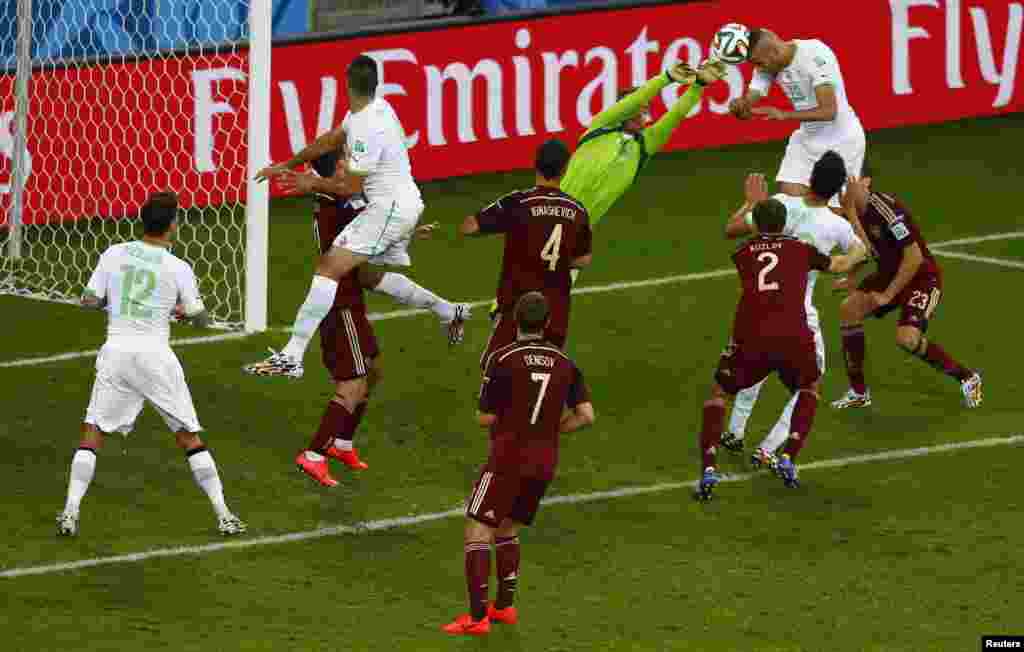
[
  {"xmin": 775, "ymin": 193, "xmax": 862, "ymax": 329},
  {"xmin": 342, "ymin": 98, "xmax": 420, "ymax": 204},
  {"xmin": 750, "ymin": 39, "xmax": 863, "ymax": 146},
  {"xmin": 85, "ymin": 241, "xmax": 204, "ymax": 345}
]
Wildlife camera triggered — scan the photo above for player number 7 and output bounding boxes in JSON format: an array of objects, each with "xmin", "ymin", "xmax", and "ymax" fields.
[{"xmin": 530, "ymin": 372, "xmax": 552, "ymax": 425}]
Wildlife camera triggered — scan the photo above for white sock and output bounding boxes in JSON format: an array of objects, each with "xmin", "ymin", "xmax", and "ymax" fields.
[
  {"xmin": 728, "ymin": 379, "xmax": 764, "ymax": 438},
  {"xmin": 333, "ymin": 438, "xmax": 353, "ymax": 451},
  {"xmin": 282, "ymin": 275, "xmax": 338, "ymax": 360},
  {"xmin": 187, "ymin": 448, "xmax": 230, "ymax": 520},
  {"xmin": 63, "ymin": 448, "xmax": 97, "ymax": 515},
  {"xmin": 759, "ymin": 392, "xmax": 798, "ymax": 454},
  {"xmin": 374, "ymin": 272, "xmax": 454, "ymax": 321},
  {"xmin": 570, "ymin": 268, "xmax": 580, "ymax": 286}
]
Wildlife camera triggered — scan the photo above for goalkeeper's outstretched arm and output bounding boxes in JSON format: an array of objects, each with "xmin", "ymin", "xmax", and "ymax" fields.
[
  {"xmin": 584, "ymin": 73, "xmax": 673, "ymax": 135},
  {"xmin": 642, "ymin": 83, "xmax": 705, "ymax": 155}
]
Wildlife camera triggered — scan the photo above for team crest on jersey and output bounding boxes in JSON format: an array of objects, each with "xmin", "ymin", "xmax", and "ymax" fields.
[{"xmin": 352, "ymin": 140, "xmax": 367, "ymax": 154}]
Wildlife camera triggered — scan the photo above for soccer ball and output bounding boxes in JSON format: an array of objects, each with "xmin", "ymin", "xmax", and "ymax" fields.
[{"xmin": 711, "ymin": 23, "xmax": 751, "ymax": 65}]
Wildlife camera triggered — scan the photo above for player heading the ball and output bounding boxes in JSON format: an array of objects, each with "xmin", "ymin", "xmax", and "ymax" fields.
[{"xmin": 729, "ymin": 28, "xmax": 866, "ymax": 203}]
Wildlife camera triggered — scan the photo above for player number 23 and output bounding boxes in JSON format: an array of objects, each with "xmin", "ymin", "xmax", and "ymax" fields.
[
  {"xmin": 757, "ymin": 252, "xmax": 780, "ymax": 291},
  {"xmin": 529, "ymin": 372, "xmax": 552, "ymax": 425}
]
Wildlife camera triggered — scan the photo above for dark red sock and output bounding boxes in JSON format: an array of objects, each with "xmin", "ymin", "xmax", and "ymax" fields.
[
  {"xmin": 700, "ymin": 402, "xmax": 725, "ymax": 471},
  {"xmin": 785, "ymin": 391, "xmax": 819, "ymax": 460},
  {"xmin": 841, "ymin": 325, "xmax": 867, "ymax": 394},
  {"xmin": 494, "ymin": 536, "xmax": 520, "ymax": 609},
  {"xmin": 338, "ymin": 402, "xmax": 367, "ymax": 444},
  {"xmin": 464, "ymin": 542, "xmax": 491, "ymax": 621},
  {"xmin": 308, "ymin": 400, "xmax": 354, "ymax": 453},
  {"xmin": 917, "ymin": 341, "xmax": 971, "ymax": 382}
]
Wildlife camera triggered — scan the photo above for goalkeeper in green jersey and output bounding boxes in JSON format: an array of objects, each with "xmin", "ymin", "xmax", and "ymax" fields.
[
  {"xmin": 487, "ymin": 59, "xmax": 726, "ymax": 317},
  {"xmin": 561, "ymin": 59, "xmax": 725, "ymax": 230}
]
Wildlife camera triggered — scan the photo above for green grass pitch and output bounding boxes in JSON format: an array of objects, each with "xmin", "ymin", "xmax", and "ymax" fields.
[{"xmin": 0, "ymin": 114, "xmax": 1022, "ymax": 651}]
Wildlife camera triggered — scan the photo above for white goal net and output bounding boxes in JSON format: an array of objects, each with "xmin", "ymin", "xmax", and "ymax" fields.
[{"xmin": 1, "ymin": 0, "xmax": 269, "ymax": 330}]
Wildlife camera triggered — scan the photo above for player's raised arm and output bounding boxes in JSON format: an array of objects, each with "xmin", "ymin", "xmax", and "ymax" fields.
[
  {"xmin": 256, "ymin": 126, "xmax": 347, "ymax": 182},
  {"xmin": 643, "ymin": 61, "xmax": 725, "ymax": 155},
  {"xmin": 725, "ymin": 174, "xmax": 770, "ymax": 238},
  {"xmin": 753, "ymin": 84, "xmax": 837, "ymax": 122},
  {"xmin": 584, "ymin": 65, "xmax": 692, "ymax": 136}
]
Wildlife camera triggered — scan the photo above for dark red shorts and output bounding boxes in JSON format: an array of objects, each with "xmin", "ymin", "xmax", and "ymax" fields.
[
  {"xmin": 480, "ymin": 312, "xmax": 567, "ymax": 370},
  {"xmin": 859, "ymin": 271, "xmax": 943, "ymax": 331},
  {"xmin": 715, "ymin": 333, "xmax": 820, "ymax": 395},
  {"xmin": 465, "ymin": 469, "xmax": 551, "ymax": 527},
  {"xmin": 320, "ymin": 307, "xmax": 379, "ymax": 381}
]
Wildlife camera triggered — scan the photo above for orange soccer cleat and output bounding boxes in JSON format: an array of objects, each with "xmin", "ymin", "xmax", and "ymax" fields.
[
  {"xmin": 487, "ymin": 603, "xmax": 518, "ymax": 625},
  {"xmin": 442, "ymin": 614, "xmax": 490, "ymax": 636},
  {"xmin": 326, "ymin": 445, "xmax": 369, "ymax": 470},
  {"xmin": 295, "ymin": 451, "xmax": 338, "ymax": 487}
]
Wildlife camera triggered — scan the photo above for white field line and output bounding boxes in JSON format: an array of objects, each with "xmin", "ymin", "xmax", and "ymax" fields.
[
  {"xmin": 927, "ymin": 231, "xmax": 1024, "ymax": 248},
  {"xmin": 3, "ymin": 231, "xmax": 1021, "ymax": 370},
  {"xmin": 0, "ymin": 268, "xmax": 736, "ymax": 369},
  {"xmin": 1, "ymin": 434, "xmax": 1020, "ymax": 580},
  {"xmin": 931, "ymin": 250, "xmax": 1024, "ymax": 270}
]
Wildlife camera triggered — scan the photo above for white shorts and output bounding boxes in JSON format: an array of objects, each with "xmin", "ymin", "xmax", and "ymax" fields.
[
  {"xmin": 84, "ymin": 342, "xmax": 201, "ymax": 434},
  {"xmin": 332, "ymin": 194, "xmax": 424, "ymax": 267},
  {"xmin": 776, "ymin": 128, "xmax": 866, "ymax": 202}
]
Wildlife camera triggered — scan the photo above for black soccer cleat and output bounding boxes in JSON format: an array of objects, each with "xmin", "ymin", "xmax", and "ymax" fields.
[{"xmin": 721, "ymin": 431, "xmax": 744, "ymax": 453}]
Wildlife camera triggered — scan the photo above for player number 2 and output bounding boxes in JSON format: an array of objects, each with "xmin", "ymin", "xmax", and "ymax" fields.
[
  {"xmin": 540, "ymin": 224, "xmax": 563, "ymax": 271},
  {"xmin": 529, "ymin": 372, "xmax": 552, "ymax": 425},
  {"xmin": 756, "ymin": 252, "xmax": 780, "ymax": 291}
]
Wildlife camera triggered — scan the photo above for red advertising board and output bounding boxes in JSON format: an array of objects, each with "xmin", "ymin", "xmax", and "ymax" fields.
[{"xmin": 2, "ymin": 0, "xmax": 1022, "ymax": 223}]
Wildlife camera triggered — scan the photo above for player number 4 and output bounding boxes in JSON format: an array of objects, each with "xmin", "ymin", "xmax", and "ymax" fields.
[
  {"xmin": 530, "ymin": 372, "xmax": 552, "ymax": 425},
  {"xmin": 540, "ymin": 224, "xmax": 563, "ymax": 272},
  {"xmin": 757, "ymin": 252, "xmax": 780, "ymax": 292}
]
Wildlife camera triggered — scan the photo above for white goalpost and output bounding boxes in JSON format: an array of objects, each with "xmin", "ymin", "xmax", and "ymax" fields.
[{"xmin": 1, "ymin": 0, "xmax": 271, "ymax": 333}]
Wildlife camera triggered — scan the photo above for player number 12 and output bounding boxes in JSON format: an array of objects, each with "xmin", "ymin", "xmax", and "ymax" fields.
[{"xmin": 529, "ymin": 372, "xmax": 552, "ymax": 425}]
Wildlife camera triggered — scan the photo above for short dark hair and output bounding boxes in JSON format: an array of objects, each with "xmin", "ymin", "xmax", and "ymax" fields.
[
  {"xmin": 141, "ymin": 192, "xmax": 178, "ymax": 236},
  {"xmin": 347, "ymin": 55, "xmax": 378, "ymax": 98},
  {"xmin": 535, "ymin": 139, "xmax": 570, "ymax": 180},
  {"xmin": 810, "ymin": 150, "xmax": 847, "ymax": 200},
  {"xmin": 753, "ymin": 198, "xmax": 787, "ymax": 234},
  {"xmin": 747, "ymin": 28, "xmax": 768, "ymax": 56},
  {"xmin": 515, "ymin": 291, "xmax": 550, "ymax": 334}
]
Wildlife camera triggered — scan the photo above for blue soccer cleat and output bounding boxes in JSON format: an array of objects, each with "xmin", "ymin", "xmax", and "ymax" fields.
[
  {"xmin": 777, "ymin": 454, "xmax": 799, "ymax": 488},
  {"xmin": 694, "ymin": 467, "xmax": 720, "ymax": 502}
]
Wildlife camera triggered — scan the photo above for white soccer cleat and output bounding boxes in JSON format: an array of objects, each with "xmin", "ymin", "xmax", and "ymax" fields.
[
  {"xmin": 445, "ymin": 304, "xmax": 472, "ymax": 346},
  {"xmin": 243, "ymin": 348, "xmax": 303, "ymax": 379},
  {"xmin": 218, "ymin": 514, "xmax": 247, "ymax": 536},
  {"xmin": 56, "ymin": 511, "xmax": 78, "ymax": 537},
  {"xmin": 961, "ymin": 372, "xmax": 983, "ymax": 409},
  {"xmin": 831, "ymin": 388, "xmax": 872, "ymax": 409}
]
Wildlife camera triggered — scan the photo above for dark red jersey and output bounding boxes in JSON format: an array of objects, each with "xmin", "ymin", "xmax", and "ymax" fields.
[
  {"xmin": 478, "ymin": 338, "xmax": 590, "ymax": 480},
  {"xmin": 859, "ymin": 191, "xmax": 940, "ymax": 280},
  {"xmin": 476, "ymin": 186, "xmax": 592, "ymax": 326},
  {"xmin": 314, "ymin": 194, "xmax": 368, "ymax": 310},
  {"xmin": 732, "ymin": 235, "xmax": 831, "ymax": 342}
]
